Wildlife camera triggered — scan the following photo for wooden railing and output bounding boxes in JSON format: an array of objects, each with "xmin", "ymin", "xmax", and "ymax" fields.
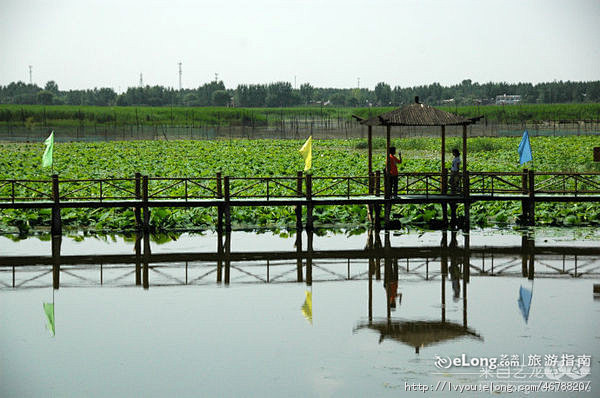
[{"xmin": 1, "ymin": 171, "xmax": 600, "ymax": 203}]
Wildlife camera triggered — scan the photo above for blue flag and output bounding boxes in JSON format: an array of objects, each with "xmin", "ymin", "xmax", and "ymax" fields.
[{"xmin": 518, "ymin": 130, "xmax": 532, "ymax": 165}]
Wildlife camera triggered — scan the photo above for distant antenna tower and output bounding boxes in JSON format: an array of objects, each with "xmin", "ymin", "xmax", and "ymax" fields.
[
  {"xmin": 357, "ymin": 77, "xmax": 360, "ymax": 89},
  {"xmin": 29, "ymin": 65, "xmax": 32, "ymax": 84},
  {"xmin": 178, "ymin": 62, "xmax": 182, "ymax": 90},
  {"xmin": 139, "ymin": 73, "xmax": 143, "ymax": 87},
  {"xmin": 215, "ymin": 72, "xmax": 219, "ymax": 82}
]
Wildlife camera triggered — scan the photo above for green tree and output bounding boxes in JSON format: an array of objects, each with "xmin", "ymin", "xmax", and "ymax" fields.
[
  {"xmin": 44, "ymin": 80, "xmax": 59, "ymax": 94},
  {"xmin": 37, "ymin": 90, "xmax": 54, "ymax": 105},
  {"xmin": 299, "ymin": 83, "xmax": 314, "ymax": 104},
  {"xmin": 211, "ymin": 90, "xmax": 230, "ymax": 106},
  {"xmin": 374, "ymin": 82, "xmax": 392, "ymax": 105},
  {"xmin": 329, "ymin": 93, "xmax": 346, "ymax": 106}
]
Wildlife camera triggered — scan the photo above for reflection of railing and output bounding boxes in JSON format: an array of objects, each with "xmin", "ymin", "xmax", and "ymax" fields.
[
  {"xmin": 2, "ymin": 243, "xmax": 599, "ymax": 289},
  {"xmin": 2, "ymin": 171, "xmax": 600, "ymax": 203}
]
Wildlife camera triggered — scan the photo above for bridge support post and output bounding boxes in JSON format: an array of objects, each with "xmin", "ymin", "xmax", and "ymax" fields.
[
  {"xmin": 135, "ymin": 233, "xmax": 141, "ymax": 285},
  {"xmin": 52, "ymin": 235, "xmax": 61, "ymax": 290},
  {"xmin": 143, "ymin": 231, "xmax": 150, "ymax": 289},
  {"xmin": 224, "ymin": 230, "xmax": 231, "ymax": 284},
  {"xmin": 217, "ymin": 221, "xmax": 223, "ymax": 283},
  {"xmin": 306, "ymin": 229, "xmax": 313, "ymax": 286},
  {"xmin": 51, "ymin": 174, "xmax": 62, "ymax": 236}
]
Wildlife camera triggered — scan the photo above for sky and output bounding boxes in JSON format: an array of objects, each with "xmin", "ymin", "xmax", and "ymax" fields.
[{"xmin": 1, "ymin": 0, "xmax": 599, "ymax": 92}]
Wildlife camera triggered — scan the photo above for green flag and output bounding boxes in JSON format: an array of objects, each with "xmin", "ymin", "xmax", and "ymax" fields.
[
  {"xmin": 43, "ymin": 302, "xmax": 55, "ymax": 336},
  {"xmin": 42, "ymin": 131, "xmax": 54, "ymax": 168}
]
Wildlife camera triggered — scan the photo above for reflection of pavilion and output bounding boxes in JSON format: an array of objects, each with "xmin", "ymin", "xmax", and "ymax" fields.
[
  {"xmin": 1, "ymin": 229, "xmax": 599, "ymax": 290},
  {"xmin": 355, "ymin": 319, "xmax": 482, "ymax": 354},
  {"xmin": 358, "ymin": 229, "xmax": 482, "ymax": 354}
]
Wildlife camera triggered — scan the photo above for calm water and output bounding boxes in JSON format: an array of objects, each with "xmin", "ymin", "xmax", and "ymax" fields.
[{"xmin": 1, "ymin": 228, "xmax": 599, "ymax": 397}]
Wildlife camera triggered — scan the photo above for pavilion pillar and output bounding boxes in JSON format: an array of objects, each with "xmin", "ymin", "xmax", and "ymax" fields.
[
  {"xmin": 368, "ymin": 125, "xmax": 373, "ymax": 175},
  {"xmin": 385, "ymin": 125, "xmax": 391, "ymax": 200},
  {"xmin": 441, "ymin": 125, "xmax": 448, "ymax": 226},
  {"xmin": 462, "ymin": 124, "xmax": 470, "ymax": 232},
  {"xmin": 441, "ymin": 125, "xmax": 446, "ymax": 176},
  {"xmin": 385, "ymin": 125, "xmax": 391, "ymax": 172}
]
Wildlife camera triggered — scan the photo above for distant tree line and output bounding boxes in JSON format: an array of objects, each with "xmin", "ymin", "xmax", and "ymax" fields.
[{"xmin": 1, "ymin": 79, "xmax": 599, "ymax": 107}]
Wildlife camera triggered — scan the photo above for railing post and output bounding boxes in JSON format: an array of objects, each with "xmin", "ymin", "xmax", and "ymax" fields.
[
  {"xmin": 51, "ymin": 174, "xmax": 62, "ymax": 236},
  {"xmin": 441, "ymin": 169, "xmax": 449, "ymax": 227},
  {"xmin": 142, "ymin": 175, "xmax": 150, "ymax": 232},
  {"xmin": 374, "ymin": 170, "xmax": 381, "ymax": 229},
  {"xmin": 296, "ymin": 171, "xmax": 303, "ymax": 233},
  {"xmin": 135, "ymin": 172, "xmax": 142, "ymax": 230},
  {"xmin": 463, "ymin": 171, "xmax": 470, "ymax": 232},
  {"xmin": 441, "ymin": 168, "xmax": 448, "ymax": 195},
  {"xmin": 306, "ymin": 173, "xmax": 313, "ymax": 231},
  {"xmin": 383, "ymin": 169, "xmax": 390, "ymax": 200},
  {"xmin": 11, "ymin": 180, "xmax": 15, "ymax": 204},
  {"xmin": 224, "ymin": 176, "xmax": 231, "ymax": 231},
  {"xmin": 216, "ymin": 172, "xmax": 222, "ymax": 198},
  {"xmin": 384, "ymin": 169, "xmax": 391, "ymax": 229},
  {"xmin": 367, "ymin": 171, "xmax": 374, "ymax": 223},
  {"xmin": 216, "ymin": 172, "xmax": 223, "ymax": 236},
  {"xmin": 520, "ymin": 169, "xmax": 528, "ymax": 225},
  {"xmin": 528, "ymin": 169, "xmax": 535, "ymax": 226}
]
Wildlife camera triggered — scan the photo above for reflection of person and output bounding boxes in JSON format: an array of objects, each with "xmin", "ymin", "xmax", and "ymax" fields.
[
  {"xmin": 450, "ymin": 149, "xmax": 460, "ymax": 194},
  {"xmin": 385, "ymin": 279, "xmax": 401, "ymax": 310},
  {"xmin": 387, "ymin": 146, "xmax": 402, "ymax": 198},
  {"xmin": 449, "ymin": 262, "xmax": 461, "ymax": 300}
]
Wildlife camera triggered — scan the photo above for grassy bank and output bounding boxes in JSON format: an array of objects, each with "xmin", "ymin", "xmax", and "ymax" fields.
[{"xmin": 1, "ymin": 103, "xmax": 599, "ymax": 129}]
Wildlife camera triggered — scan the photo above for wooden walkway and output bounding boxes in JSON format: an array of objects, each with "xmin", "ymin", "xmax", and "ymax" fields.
[{"xmin": 1, "ymin": 170, "xmax": 600, "ymax": 233}]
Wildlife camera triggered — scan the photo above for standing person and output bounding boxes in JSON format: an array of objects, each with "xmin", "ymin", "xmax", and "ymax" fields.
[
  {"xmin": 450, "ymin": 148, "xmax": 461, "ymax": 194},
  {"xmin": 387, "ymin": 146, "xmax": 402, "ymax": 198}
]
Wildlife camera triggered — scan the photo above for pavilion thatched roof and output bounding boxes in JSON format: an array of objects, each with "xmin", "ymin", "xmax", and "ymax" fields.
[{"xmin": 358, "ymin": 97, "xmax": 479, "ymax": 127}]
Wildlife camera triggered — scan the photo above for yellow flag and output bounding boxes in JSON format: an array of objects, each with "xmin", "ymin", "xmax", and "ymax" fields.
[
  {"xmin": 299, "ymin": 136, "xmax": 312, "ymax": 172},
  {"xmin": 301, "ymin": 290, "xmax": 312, "ymax": 324}
]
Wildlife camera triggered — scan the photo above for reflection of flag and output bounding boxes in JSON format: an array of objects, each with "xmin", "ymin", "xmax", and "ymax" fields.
[
  {"xmin": 299, "ymin": 136, "xmax": 312, "ymax": 172},
  {"xmin": 518, "ymin": 285, "xmax": 532, "ymax": 323},
  {"xmin": 518, "ymin": 130, "xmax": 532, "ymax": 165},
  {"xmin": 43, "ymin": 302, "xmax": 55, "ymax": 336},
  {"xmin": 42, "ymin": 131, "xmax": 54, "ymax": 168},
  {"xmin": 301, "ymin": 290, "xmax": 312, "ymax": 324}
]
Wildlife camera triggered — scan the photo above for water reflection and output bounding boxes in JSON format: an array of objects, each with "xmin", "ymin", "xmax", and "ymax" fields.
[
  {"xmin": 354, "ymin": 320, "xmax": 483, "ymax": 355},
  {"xmin": 2, "ymin": 228, "xmax": 599, "ymax": 291}
]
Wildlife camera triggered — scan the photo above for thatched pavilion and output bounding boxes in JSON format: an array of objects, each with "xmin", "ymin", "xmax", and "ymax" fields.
[{"xmin": 357, "ymin": 96, "xmax": 482, "ymax": 195}]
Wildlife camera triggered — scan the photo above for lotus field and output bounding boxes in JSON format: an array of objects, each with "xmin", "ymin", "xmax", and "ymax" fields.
[{"xmin": 0, "ymin": 136, "xmax": 599, "ymax": 233}]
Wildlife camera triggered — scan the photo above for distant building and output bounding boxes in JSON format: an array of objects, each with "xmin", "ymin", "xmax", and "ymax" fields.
[{"xmin": 495, "ymin": 94, "xmax": 521, "ymax": 105}]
